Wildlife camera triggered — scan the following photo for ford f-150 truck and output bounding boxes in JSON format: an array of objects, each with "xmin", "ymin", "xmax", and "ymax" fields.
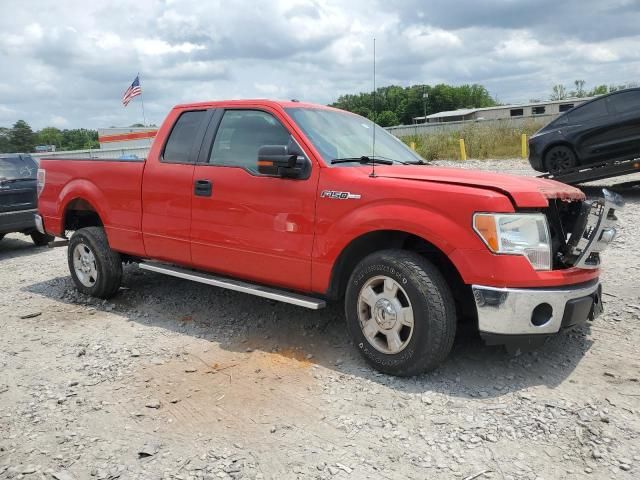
[{"xmin": 36, "ymin": 100, "xmax": 623, "ymax": 376}]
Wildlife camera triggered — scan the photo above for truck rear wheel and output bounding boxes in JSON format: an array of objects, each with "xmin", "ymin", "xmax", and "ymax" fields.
[
  {"xmin": 68, "ymin": 227, "xmax": 122, "ymax": 299},
  {"xmin": 345, "ymin": 250, "xmax": 456, "ymax": 376}
]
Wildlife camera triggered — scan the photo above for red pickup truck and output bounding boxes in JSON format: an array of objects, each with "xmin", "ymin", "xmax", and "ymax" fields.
[{"xmin": 36, "ymin": 100, "xmax": 622, "ymax": 376}]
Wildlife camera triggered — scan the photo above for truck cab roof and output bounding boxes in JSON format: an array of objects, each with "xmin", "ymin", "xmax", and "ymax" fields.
[{"xmin": 172, "ymin": 99, "xmax": 337, "ymax": 111}]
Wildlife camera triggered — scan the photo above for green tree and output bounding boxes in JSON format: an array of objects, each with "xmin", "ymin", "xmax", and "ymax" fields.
[
  {"xmin": 589, "ymin": 85, "xmax": 608, "ymax": 96},
  {"xmin": 375, "ymin": 110, "xmax": 399, "ymax": 127},
  {"xmin": 36, "ymin": 127, "xmax": 63, "ymax": 148},
  {"xmin": 0, "ymin": 127, "xmax": 12, "ymax": 153},
  {"xmin": 330, "ymin": 83, "xmax": 496, "ymax": 126},
  {"xmin": 573, "ymin": 80, "xmax": 586, "ymax": 97},
  {"xmin": 9, "ymin": 120, "xmax": 36, "ymax": 153},
  {"xmin": 550, "ymin": 84, "xmax": 568, "ymax": 101},
  {"xmin": 60, "ymin": 129, "xmax": 99, "ymax": 150}
]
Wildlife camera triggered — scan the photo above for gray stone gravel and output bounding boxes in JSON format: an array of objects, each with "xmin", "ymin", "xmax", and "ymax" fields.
[{"xmin": 0, "ymin": 158, "xmax": 639, "ymax": 479}]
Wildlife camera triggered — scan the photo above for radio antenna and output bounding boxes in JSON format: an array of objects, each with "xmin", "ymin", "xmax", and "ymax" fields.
[{"xmin": 370, "ymin": 37, "xmax": 377, "ymax": 178}]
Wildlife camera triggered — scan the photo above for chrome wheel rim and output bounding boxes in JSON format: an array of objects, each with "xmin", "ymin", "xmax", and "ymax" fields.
[
  {"xmin": 357, "ymin": 275, "xmax": 414, "ymax": 354},
  {"xmin": 73, "ymin": 243, "xmax": 98, "ymax": 287}
]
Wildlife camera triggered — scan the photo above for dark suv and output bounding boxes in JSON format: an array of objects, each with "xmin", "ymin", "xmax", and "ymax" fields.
[
  {"xmin": 0, "ymin": 154, "xmax": 53, "ymax": 246},
  {"xmin": 529, "ymin": 88, "xmax": 640, "ymax": 174}
]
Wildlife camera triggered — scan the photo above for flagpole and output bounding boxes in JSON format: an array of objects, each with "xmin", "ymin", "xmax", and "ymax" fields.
[{"xmin": 138, "ymin": 72, "xmax": 147, "ymax": 127}]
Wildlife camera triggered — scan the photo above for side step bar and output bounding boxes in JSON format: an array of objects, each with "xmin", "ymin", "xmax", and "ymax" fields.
[{"xmin": 138, "ymin": 262, "xmax": 326, "ymax": 310}]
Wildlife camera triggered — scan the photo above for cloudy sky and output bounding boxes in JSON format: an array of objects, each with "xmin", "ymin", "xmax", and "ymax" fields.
[{"xmin": 0, "ymin": 0, "xmax": 639, "ymax": 129}]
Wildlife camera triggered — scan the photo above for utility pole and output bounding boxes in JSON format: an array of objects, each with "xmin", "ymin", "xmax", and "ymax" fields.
[{"xmin": 422, "ymin": 88, "xmax": 429, "ymax": 124}]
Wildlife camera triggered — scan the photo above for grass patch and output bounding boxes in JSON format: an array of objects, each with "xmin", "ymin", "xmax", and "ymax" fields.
[{"xmin": 403, "ymin": 120, "xmax": 546, "ymax": 161}]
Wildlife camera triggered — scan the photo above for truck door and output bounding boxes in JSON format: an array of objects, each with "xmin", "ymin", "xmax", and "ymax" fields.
[
  {"xmin": 141, "ymin": 109, "xmax": 213, "ymax": 265},
  {"xmin": 190, "ymin": 108, "xmax": 319, "ymax": 291}
]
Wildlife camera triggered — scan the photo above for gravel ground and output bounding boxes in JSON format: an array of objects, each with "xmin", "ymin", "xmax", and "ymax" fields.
[{"xmin": 1, "ymin": 159, "xmax": 639, "ymax": 480}]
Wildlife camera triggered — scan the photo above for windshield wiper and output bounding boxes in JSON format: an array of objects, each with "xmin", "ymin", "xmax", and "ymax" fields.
[
  {"xmin": 0, "ymin": 177, "xmax": 34, "ymax": 184},
  {"xmin": 331, "ymin": 156, "xmax": 395, "ymax": 165}
]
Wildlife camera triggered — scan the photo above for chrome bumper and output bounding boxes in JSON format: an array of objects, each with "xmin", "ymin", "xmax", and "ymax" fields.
[
  {"xmin": 473, "ymin": 281, "xmax": 601, "ymax": 335},
  {"xmin": 34, "ymin": 213, "xmax": 45, "ymax": 234}
]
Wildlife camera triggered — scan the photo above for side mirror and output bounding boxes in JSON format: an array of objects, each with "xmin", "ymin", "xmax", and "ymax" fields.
[{"xmin": 257, "ymin": 138, "xmax": 309, "ymax": 178}]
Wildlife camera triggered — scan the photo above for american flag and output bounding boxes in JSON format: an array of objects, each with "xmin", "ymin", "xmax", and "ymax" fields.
[{"xmin": 122, "ymin": 75, "xmax": 142, "ymax": 106}]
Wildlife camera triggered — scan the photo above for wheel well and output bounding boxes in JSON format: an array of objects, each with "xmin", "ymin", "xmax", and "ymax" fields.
[
  {"xmin": 63, "ymin": 198, "xmax": 103, "ymax": 233},
  {"xmin": 327, "ymin": 230, "xmax": 476, "ymax": 322}
]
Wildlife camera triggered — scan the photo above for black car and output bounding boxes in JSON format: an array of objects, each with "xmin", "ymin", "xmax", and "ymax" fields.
[
  {"xmin": 0, "ymin": 153, "xmax": 53, "ymax": 246},
  {"xmin": 529, "ymin": 88, "xmax": 640, "ymax": 174}
]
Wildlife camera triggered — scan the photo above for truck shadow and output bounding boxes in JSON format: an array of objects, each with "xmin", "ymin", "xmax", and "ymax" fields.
[
  {"xmin": 0, "ymin": 235, "xmax": 47, "ymax": 261},
  {"xmin": 23, "ymin": 264, "xmax": 595, "ymax": 400}
]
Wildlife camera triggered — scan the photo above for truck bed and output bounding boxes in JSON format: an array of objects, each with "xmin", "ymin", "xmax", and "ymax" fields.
[{"xmin": 37, "ymin": 157, "xmax": 147, "ymax": 256}]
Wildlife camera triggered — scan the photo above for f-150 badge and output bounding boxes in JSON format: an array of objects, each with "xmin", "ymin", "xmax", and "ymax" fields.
[{"xmin": 320, "ymin": 190, "xmax": 361, "ymax": 200}]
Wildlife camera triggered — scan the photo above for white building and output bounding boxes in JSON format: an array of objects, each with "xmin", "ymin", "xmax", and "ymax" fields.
[
  {"xmin": 97, "ymin": 127, "xmax": 157, "ymax": 149},
  {"xmin": 413, "ymin": 97, "xmax": 593, "ymax": 124}
]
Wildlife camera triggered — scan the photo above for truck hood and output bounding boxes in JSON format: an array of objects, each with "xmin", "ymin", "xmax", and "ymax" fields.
[{"xmin": 373, "ymin": 166, "xmax": 584, "ymax": 208}]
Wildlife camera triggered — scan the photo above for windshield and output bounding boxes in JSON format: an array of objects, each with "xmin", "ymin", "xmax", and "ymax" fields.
[
  {"xmin": 0, "ymin": 156, "xmax": 37, "ymax": 181},
  {"xmin": 285, "ymin": 107, "xmax": 425, "ymax": 165}
]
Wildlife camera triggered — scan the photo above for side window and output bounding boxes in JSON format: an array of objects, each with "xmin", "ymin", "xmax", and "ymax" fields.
[
  {"xmin": 568, "ymin": 98, "xmax": 608, "ymax": 124},
  {"xmin": 606, "ymin": 91, "xmax": 640, "ymax": 115},
  {"xmin": 209, "ymin": 110, "xmax": 291, "ymax": 173},
  {"xmin": 162, "ymin": 110, "xmax": 207, "ymax": 164}
]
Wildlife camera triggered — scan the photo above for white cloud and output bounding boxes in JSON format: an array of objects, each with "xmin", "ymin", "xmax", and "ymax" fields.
[
  {"xmin": 133, "ymin": 38, "xmax": 205, "ymax": 56},
  {"xmin": 49, "ymin": 115, "xmax": 69, "ymax": 128},
  {"xmin": 0, "ymin": 0, "xmax": 638, "ymax": 129},
  {"xmin": 495, "ymin": 33, "xmax": 551, "ymax": 59}
]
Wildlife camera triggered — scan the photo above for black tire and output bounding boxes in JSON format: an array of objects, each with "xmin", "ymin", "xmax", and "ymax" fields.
[
  {"xmin": 68, "ymin": 227, "xmax": 122, "ymax": 299},
  {"xmin": 0, "ymin": 234, "xmax": 4, "ymax": 242},
  {"xmin": 345, "ymin": 249, "xmax": 456, "ymax": 376},
  {"xmin": 30, "ymin": 231, "xmax": 54, "ymax": 246},
  {"xmin": 544, "ymin": 145, "xmax": 577, "ymax": 174}
]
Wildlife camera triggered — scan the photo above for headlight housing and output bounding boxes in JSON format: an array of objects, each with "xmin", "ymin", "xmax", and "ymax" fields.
[{"xmin": 473, "ymin": 213, "xmax": 552, "ymax": 271}]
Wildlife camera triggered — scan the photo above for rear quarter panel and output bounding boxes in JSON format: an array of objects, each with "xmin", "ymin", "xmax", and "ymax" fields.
[{"xmin": 38, "ymin": 159, "xmax": 146, "ymax": 256}]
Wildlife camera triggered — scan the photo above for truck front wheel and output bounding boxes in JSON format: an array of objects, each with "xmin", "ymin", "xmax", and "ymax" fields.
[
  {"xmin": 68, "ymin": 227, "xmax": 122, "ymax": 299},
  {"xmin": 345, "ymin": 250, "xmax": 456, "ymax": 376}
]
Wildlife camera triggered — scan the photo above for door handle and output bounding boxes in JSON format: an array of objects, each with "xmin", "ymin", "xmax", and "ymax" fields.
[{"xmin": 194, "ymin": 179, "xmax": 212, "ymax": 197}]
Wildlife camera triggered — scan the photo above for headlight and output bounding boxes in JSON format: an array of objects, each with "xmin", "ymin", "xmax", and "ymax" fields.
[{"xmin": 473, "ymin": 213, "xmax": 552, "ymax": 270}]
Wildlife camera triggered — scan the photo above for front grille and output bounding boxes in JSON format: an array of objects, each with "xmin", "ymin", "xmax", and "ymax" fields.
[
  {"xmin": 544, "ymin": 198, "xmax": 583, "ymax": 269},
  {"xmin": 544, "ymin": 189, "xmax": 623, "ymax": 269}
]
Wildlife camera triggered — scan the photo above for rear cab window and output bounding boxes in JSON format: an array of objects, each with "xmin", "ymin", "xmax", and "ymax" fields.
[
  {"xmin": 0, "ymin": 156, "xmax": 37, "ymax": 181},
  {"xmin": 162, "ymin": 110, "xmax": 208, "ymax": 164}
]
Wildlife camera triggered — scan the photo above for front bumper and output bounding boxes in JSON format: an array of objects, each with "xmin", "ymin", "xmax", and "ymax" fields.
[
  {"xmin": 473, "ymin": 280, "xmax": 602, "ymax": 340},
  {"xmin": 0, "ymin": 208, "xmax": 38, "ymax": 235}
]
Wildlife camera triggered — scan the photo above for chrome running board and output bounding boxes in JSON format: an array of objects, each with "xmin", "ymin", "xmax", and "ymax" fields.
[{"xmin": 138, "ymin": 262, "xmax": 326, "ymax": 310}]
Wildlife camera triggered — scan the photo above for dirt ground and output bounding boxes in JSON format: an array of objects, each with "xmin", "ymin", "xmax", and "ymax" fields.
[{"xmin": 1, "ymin": 159, "xmax": 639, "ymax": 480}]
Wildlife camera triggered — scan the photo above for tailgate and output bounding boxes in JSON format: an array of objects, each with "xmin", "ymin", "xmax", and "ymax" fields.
[{"xmin": 0, "ymin": 181, "xmax": 37, "ymax": 213}]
